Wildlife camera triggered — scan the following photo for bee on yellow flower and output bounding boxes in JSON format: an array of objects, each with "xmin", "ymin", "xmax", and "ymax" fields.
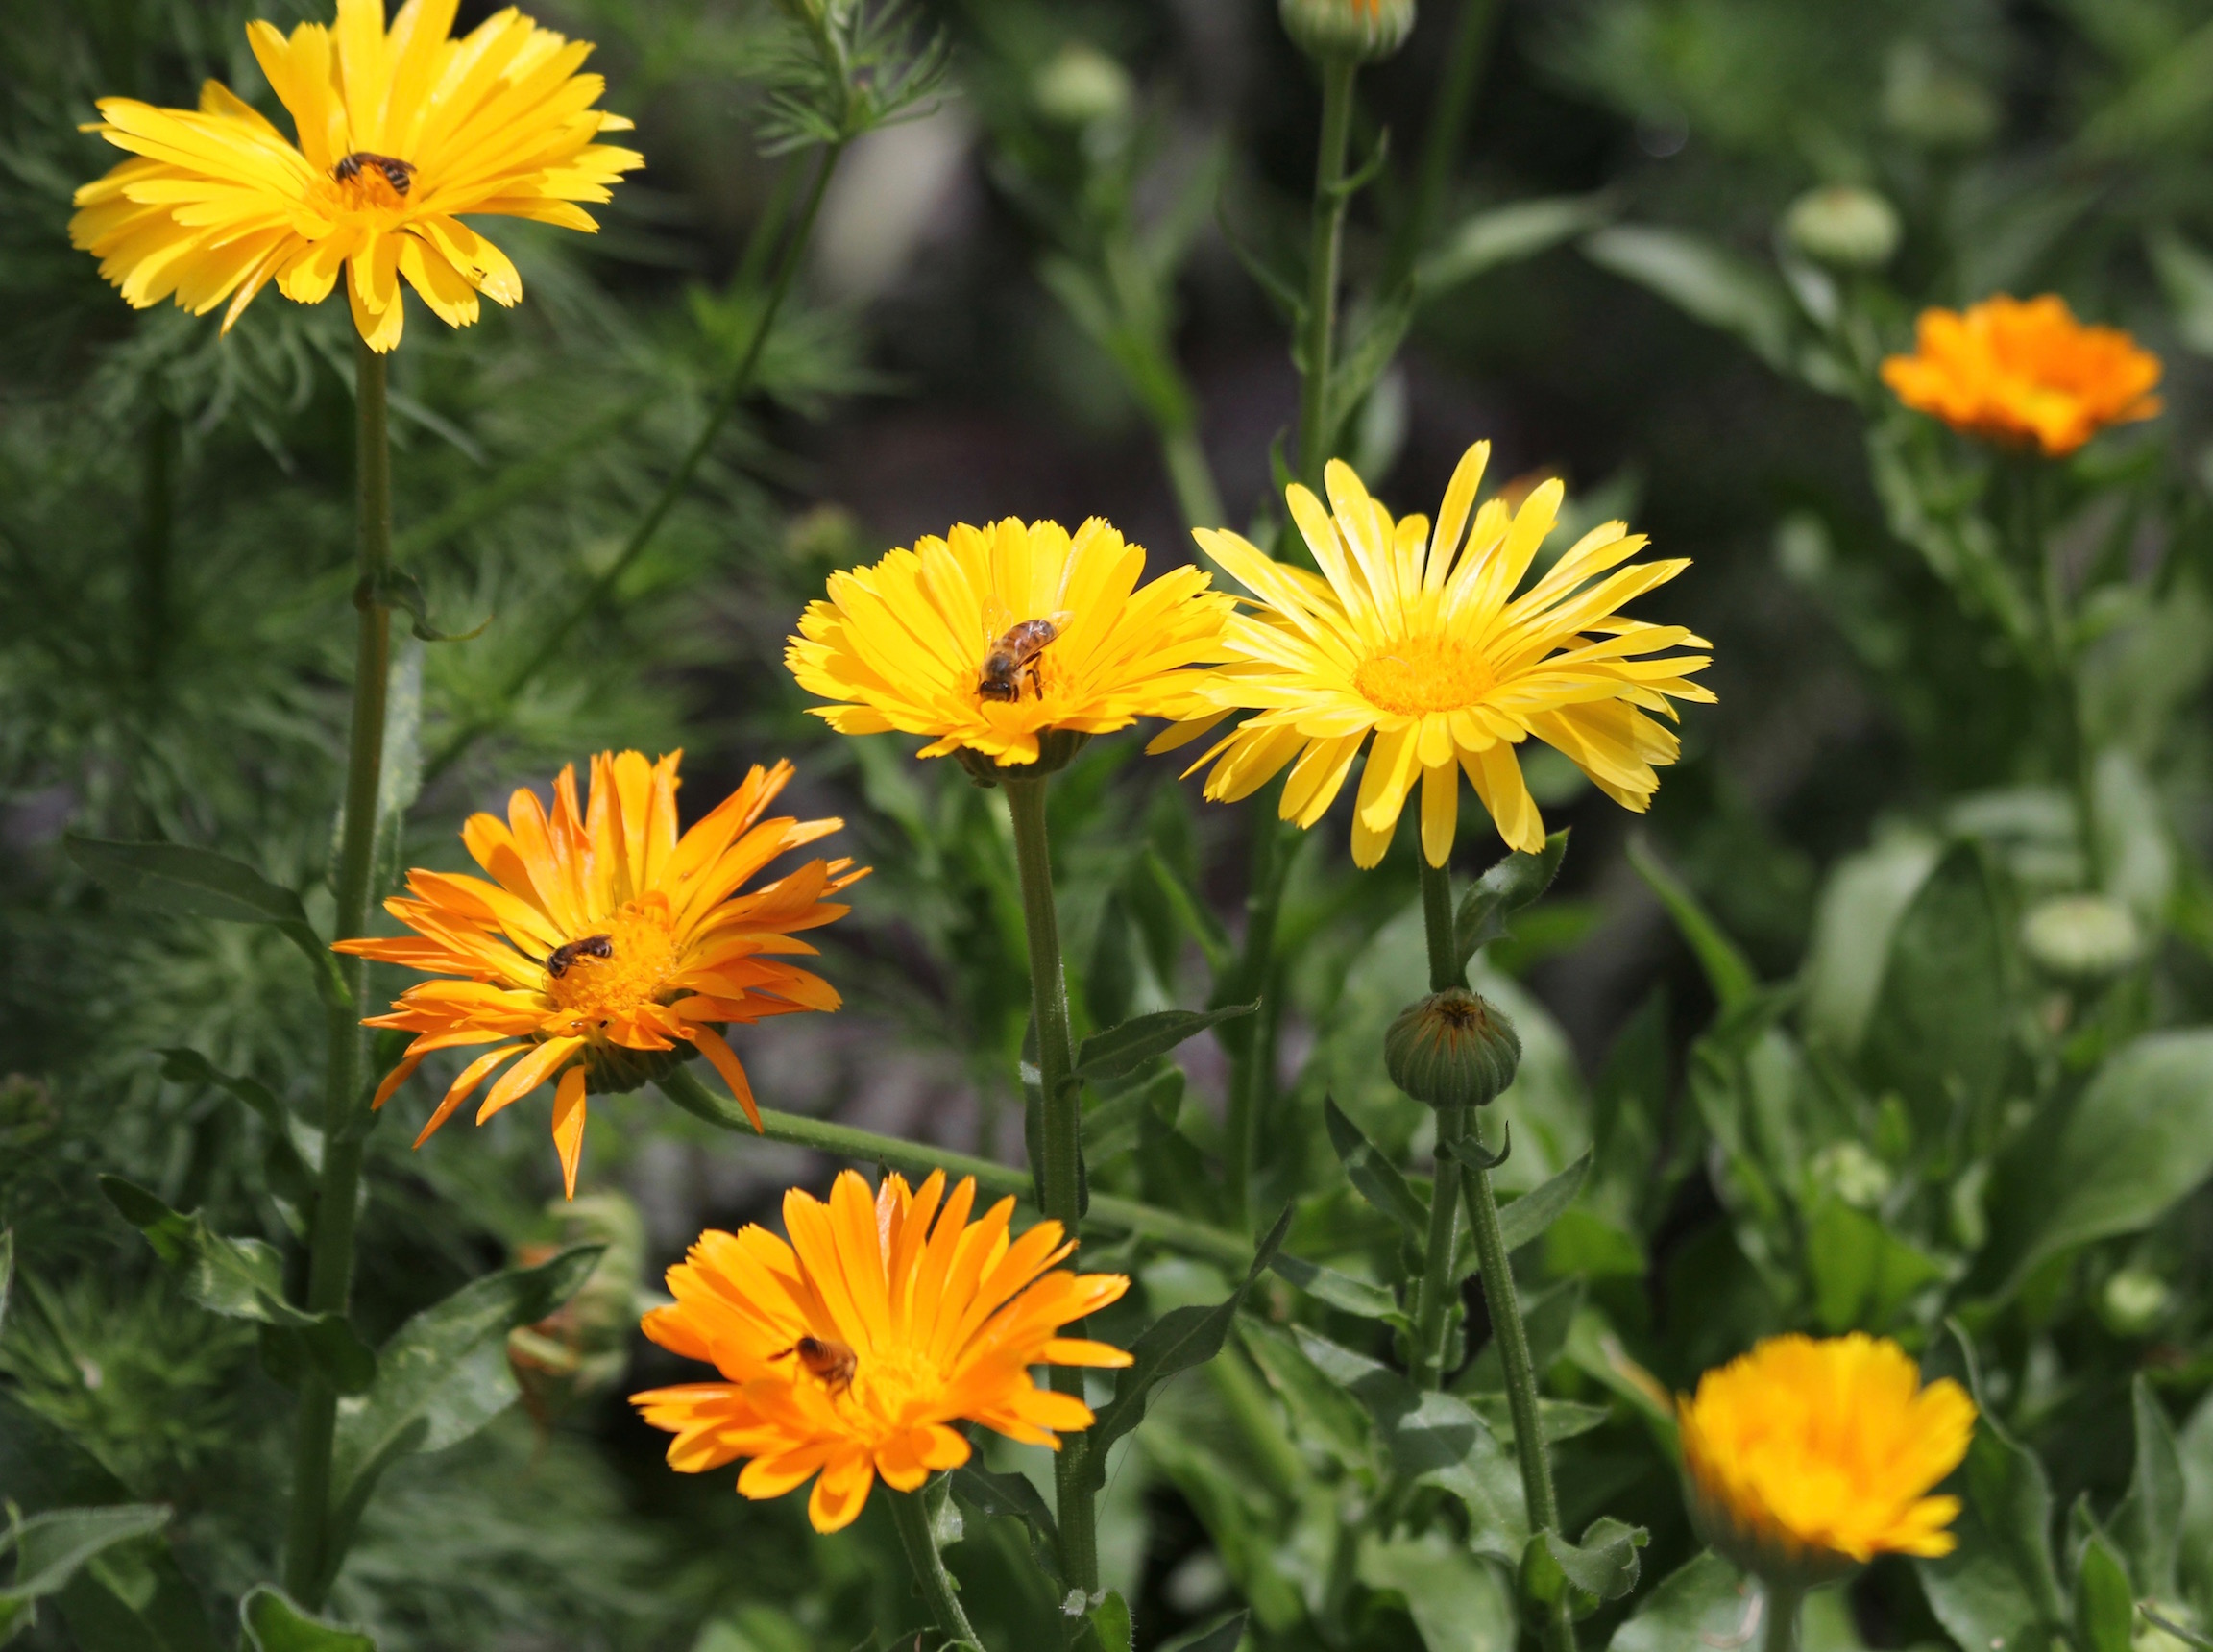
[{"xmin": 70, "ymin": 0, "xmax": 643, "ymax": 352}]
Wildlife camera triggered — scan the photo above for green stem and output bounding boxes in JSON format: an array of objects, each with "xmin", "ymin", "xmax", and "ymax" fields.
[
  {"xmin": 888, "ymin": 1484, "xmax": 981, "ymax": 1650},
  {"xmin": 2011, "ymin": 460, "xmax": 2101, "ymax": 887},
  {"xmin": 1760, "ymin": 1582, "xmax": 1804, "ymax": 1652},
  {"xmin": 283, "ymin": 336, "xmax": 396, "ymax": 1607},
  {"xmin": 1387, "ymin": 0, "xmax": 1502, "ymax": 290},
  {"xmin": 1296, "ymin": 54, "xmax": 1360, "ymax": 490},
  {"xmin": 1223, "ymin": 807, "xmax": 1293, "ymax": 1228},
  {"xmin": 423, "ymin": 140, "xmax": 845, "ymax": 784},
  {"xmin": 998, "ymin": 773, "xmax": 1098, "ymax": 1593},
  {"xmin": 1161, "ymin": 425, "xmax": 1228, "ymax": 537},
  {"xmin": 655, "ymin": 1065, "xmax": 1251, "ymax": 1268},
  {"xmin": 1405, "ymin": 854, "xmax": 1465, "ymax": 1390}
]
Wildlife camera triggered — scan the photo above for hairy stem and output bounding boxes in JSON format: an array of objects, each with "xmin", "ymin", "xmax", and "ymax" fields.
[
  {"xmin": 1405, "ymin": 858, "xmax": 1466, "ymax": 1389},
  {"xmin": 888, "ymin": 1484, "xmax": 981, "ymax": 1650},
  {"xmin": 1296, "ymin": 54, "xmax": 1359, "ymax": 490},
  {"xmin": 283, "ymin": 336, "xmax": 395, "ymax": 1607},
  {"xmin": 994, "ymin": 773, "xmax": 1097, "ymax": 1592}
]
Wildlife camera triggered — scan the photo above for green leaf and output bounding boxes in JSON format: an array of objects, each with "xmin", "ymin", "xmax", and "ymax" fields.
[
  {"xmin": 0, "ymin": 1507, "xmax": 171, "ymax": 1612},
  {"xmin": 1294, "ymin": 1328, "xmax": 1527, "ymax": 1561},
  {"xmin": 2113, "ymin": 1376, "xmax": 2185, "ymax": 1599},
  {"xmin": 1625, "ymin": 837, "xmax": 1757, "ymax": 1009},
  {"xmin": 322, "ymin": 1243, "xmax": 603, "ymax": 1590},
  {"xmin": 1136, "ymin": 847, "xmax": 1231, "ymax": 977},
  {"xmin": 1861, "ymin": 841, "xmax": 2015, "ymax": 1148},
  {"xmin": 1082, "ymin": 1066, "xmax": 1181, "ymax": 1166},
  {"xmin": 1085, "ymin": 894, "xmax": 1138, "ymax": 1032},
  {"xmin": 1074, "ymin": 1003, "xmax": 1257, "ymax": 1082},
  {"xmin": 1606, "ymin": 1552, "xmax": 1758, "ymax": 1650},
  {"xmin": 1456, "ymin": 831, "xmax": 1570, "ymax": 974},
  {"xmin": 1418, "ymin": 195, "xmax": 1615, "ymax": 295},
  {"xmin": 2141, "ymin": 1608, "xmax": 2213, "ymax": 1651},
  {"xmin": 1357, "ymin": 1530, "xmax": 1516, "ymax": 1652},
  {"xmin": 1075, "ymin": 1206, "xmax": 1290, "ymax": 1499},
  {"xmin": 63, "ymin": 837, "xmax": 345, "ymax": 1008},
  {"xmin": 1802, "ymin": 833, "xmax": 1942, "ymax": 1057},
  {"xmin": 1086, "ymin": 1591, "xmax": 1131, "ymax": 1652},
  {"xmin": 1522, "ymin": 1518, "xmax": 1647, "ymax": 1616},
  {"xmin": 97, "ymin": 1177, "xmax": 374, "ymax": 1395},
  {"xmin": 1267, "ymin": 1251, "xmax": 1406, "ymax": 1327},
  {"xmin": 356, "ymin": 566, "xmax": 491, "ymax": 644},
  {"xmin": 2074, "ymin": 1531, "xmax": 2136, "ymax": 1652},
  {"xmin": 1580, "ymin": 224, "xmax": 1797, "ymax": 369},
  {"xmin": 1322, "ymin": 286, "xmax": 1416, "ymax": 454},
  {"xmin": 1325, "ymin": 1096, "xmax": 1427, "ymax": 1245},
  {"xmin": 1458, "ymin": 1278, "xmax": 1584, "ymax": 1396},
  {"xmin": 157, "ymin": 1049, "xmax": 317, "ymax": 1215},
  {"xmin": 0, "ymin": 1229, "xmax": 12, "ymax": 1339},
  {"xmin": 1156, "ymin": 1612, "xmax": 1248, "ymax": 1652},
  {"xmin": 237, "ymin": 1588, "xmax": 375, "ymax": 1652},
  {"xmin": 1804, "ymin": 1197, "xmax": 1947, "ymax": 1333},
  {"xmin": 948, "ymin": 1463, "xmax": 1060, "ymax": 1587},
  {"xmin": 1457, "ymin": 1149, "xmax": 1591, "ymax": 1278},
  {"xmin": 1978, "ymin": 1030, "xmax": 2213, "ymax": 1300},
  {"xmin": 1468, "ymin": 1396, "xmax": 1612, "ymax": 1450},
  {"xmin": 1237, "ymin": 1320, "xmax": 1370, "ymax": 1467}
]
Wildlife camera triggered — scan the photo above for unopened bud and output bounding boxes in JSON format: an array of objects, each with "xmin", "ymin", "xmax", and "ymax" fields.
[
  {"xmin": 1782, "ymin": 185, "xmax": 1901, "ymax": 270},
  {"xmin": 1034, "ymin": 43, "xmax": 1132, "ymax": 130},
  {"xmin": 2022, "ymin": 894, "xmax": 2141, "ymax": 983},
  {"xmin": 1385, "ymin": 987, "xmax": 1520, "ymax": 1110},
  {"xmin": 1278, "ymin": 0, "xmax": 1415, "ymax": 64}
]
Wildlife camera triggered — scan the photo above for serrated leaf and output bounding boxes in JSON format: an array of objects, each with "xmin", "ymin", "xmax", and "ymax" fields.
[
  {"xmin": 238, "ymin": 1588, "xmax": 375, "ymax": 1652},
  {"xmin": 97, "ymin": 1177, "xmax": 373, "ymax": 1395},
  {"xmin": 1455, "ymin": 832, "xmax": 1570, "ymax": 973},
  {"xmin": 1074, "ymin": 1003, "xmax": 1256, "ymax": 1082},
  {"xmin": 321, "ymin": 1243, "xmax": 603, "ymax": 1591},
  {"xmin": 1267, "ymin": 1251, "xmax": 1407, "ymax": 1327},
  {"xmin": 1076, "ymin": 1207, "xmax": 1290, "ymax": 1499},
  {"xmin": 1626, "ymin": 837, "xmax": 1756, "ymax": 1009},
  {"xmin": 1325, "ymin": 1096, "xmax": 1427, "ymax": 1244}
]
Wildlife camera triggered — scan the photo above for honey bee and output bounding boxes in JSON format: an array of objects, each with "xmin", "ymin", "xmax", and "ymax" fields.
[
  {"xmin": 977, "ymin": 596, "xmax": 1073, "ymax": 703},
  {"xmin": 332, "ymin": 152, "xmax": 417, "ymax": 195},
  {"xmin": 546, "ymin": 934, "xmax": 613, "ymax": 979},
  {"xmin": 770, "ymin": 1334, "xmax": 858, "ymax": 1397}
]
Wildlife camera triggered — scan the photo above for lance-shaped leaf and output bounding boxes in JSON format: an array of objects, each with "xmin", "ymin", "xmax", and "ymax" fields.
[
  {"xmin": 1075, "ymin": 1003, "xmax": 1257, "ymax": 1083},
  {"xmin": 321, "ymin": 1243, "xmax": 604, "ymax": 1589},
  {"xmin": 1075, "ymin": 1207, "xmax": 1291, "ymax": 1499},
  {"xmin": 1521, "ymin": 1518, "xmax": 1647, "ymax": 1618},
  {"xmin": 158, "ymin": 1049, "xmax": 318, "ymax": 1217},
  {"xmin": 2074, "ymin": 1530, "xmax": 2135, "ymax": 1652},
  {"xmin": 1419, "ymin": 196, "xmax": 1616, "ymax": 295},
  {"xmin": 238, "ymin": 1588, "xmax": 376, "ymax": 1652},
  {"xmin": 1453, "ymin": 1149, "xmax": 1592, "ymax": 1282},
  {"xmin": 1626, "ymin": 837, "xmax": 1756, "ymax": 1009},
  {"xmin": 949, "ymin": 1463, "xmax": 1060, "ymax": 1588},
  {"xmin": 1267, "ymin": 1252, "xmax": 1407, "ymax": 1329},
  {"xmin": 2112, "ymin": 1375, "xmax": 2185, "ymax": 1600},
  {"xmin": 0, "ymin": 1505, "xmax": 173, "ymax": 1641},
  {"xmin": 1607, "ymin": 1552, "xmax": 1756, "ymax": 1650},
  {"xmin": 1581, "ymin": 223, "xmax": 1798, "ymax": 369},
  {"xmin": 1455, "ymin": 831, "xmax": 1569, "ymax": 974},
  {"xmin": 98, "ymin": 1177, "xmax": 374, "ymax": 1396},
  {"xmin": 1158, "ymin": 1612, "xmax": 1249, "ymax": 1652},
  {"xmin": 64, "ymin": 837, "xmax": 346, "ymax": 1008},
  {"xmin": 1325, "ymin": 1097, "xmax": 1427, "ymax": 1245},
  {"xmin": 1294, "ymin": 1328, "xmax": 1527, "ymax": 1561}
]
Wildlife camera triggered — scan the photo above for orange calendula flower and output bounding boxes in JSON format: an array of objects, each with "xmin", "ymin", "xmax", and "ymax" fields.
[
  {"xmin": 1678, "ymin": 1333, "xmax": 1976, "ymax": 1586},
  {"xmin": 633, "ymin": 1169, "xmax": 1131, "ymax": 1533},
  {"xmin": 1881, "ymin": 295, "xmax": 2161, "ymax": 457},
  {"xmin": 787, "ymin": 516, "xmax": 1233, "ymax": 769},
  {"xmin": 1155, "ymin": 443, "xmax": 1714, "ymax": 868},
  {"xmin": 338, "ymin": 751, "xmax": 863, "ymax": 1198},
  {"xmin": 69, "ymin": 0, "xmax": 643, "ymax": 352}
]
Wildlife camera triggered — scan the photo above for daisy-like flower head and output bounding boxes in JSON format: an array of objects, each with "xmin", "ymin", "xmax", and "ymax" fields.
[
  {"xmin": 786, "ymin": 516, "xmax": 1234, "ymax": 770},
  {"xmin": 1678, "ymin": 1333, "xmax": 1976, "ymax": 1588},
  {"xmin": 70, "ymin": 0, "xmax": 644, "ymax": 352},
  {"xmin": 337, "ymin": 751, "xmax": 864, "ymax": 1198},
  {"xmin": 1155, "ymin": 443, "xmax": 1714, "ymax": 868},
  {"xmin": 632, "ymin": 1168, "xmax": 1131, "ymax": 1533},
  {"xmin": 1881, "ymin": 295, "xmax": 2161, "ymax": 457}
]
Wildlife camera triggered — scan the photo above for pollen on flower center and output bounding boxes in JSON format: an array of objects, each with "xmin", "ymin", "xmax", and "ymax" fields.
[
  {"xmin": 547, "ymin": 899, "xmax": 680, "ymax": 1021},
  {"xmin": 1353, "ymin": 636, "xmax": 1492, "ymax": 716}
]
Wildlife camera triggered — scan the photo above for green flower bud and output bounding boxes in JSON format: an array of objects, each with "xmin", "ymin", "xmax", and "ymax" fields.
[
  {"xmin": 2021, "ymin": 893, "xmax": 2142, "ymax": 983},
  {"xmin": 1782, "ymin": 185, "xmax": 1901, "ymax": 270},
  {"xmin": 1385, "ymin": 987, "xmax": 1520, "ymax": 1109},
  {"xmin": 1809, "ymin": 1140, "xmax": 1893, "ymax": 1210},
  {"xmin": 1278, "ymin": 0, "xmax": 1414, "ymax": 64},
  {"xmin": 1034, "ymin": 43, "xmax": 1132, "ymax": 130},
  {"xmin": 2099, "ymin": 1269, "xmax": 2172, "ymax": 1338}
]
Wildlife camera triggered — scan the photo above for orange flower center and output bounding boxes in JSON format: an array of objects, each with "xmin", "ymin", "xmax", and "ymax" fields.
[
  {"xmin": 1354, "ymin": 636, "xmax": 1492, "ymax": 715},
  {"xmin": 546, "ymin": 896, "xmax": 679, "ymax": 1022}
]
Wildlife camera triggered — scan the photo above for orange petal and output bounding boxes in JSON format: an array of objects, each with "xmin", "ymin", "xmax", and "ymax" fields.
[{"xmin": 550, "ymin": 1064, "xmax": 588, "ymax": 1200}]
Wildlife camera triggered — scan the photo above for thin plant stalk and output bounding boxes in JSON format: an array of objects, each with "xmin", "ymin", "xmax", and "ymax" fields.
[
  {"xmin": 1760, "ymin": 1583, "xmax": 1805, "ymax": 1652},
  {"xmin": 282, "ymin": 335, "xmax": 396, "ymax": 1606},
  {"xmin": 1404, "ymin": 855, "xmax": 1464, "ymax": 1389},
  {"xmin": 996, "ymin": 771, "xmax": 1099, "ymax": 1593},
  {"xmin": 424, "ymin": 141, "xmax": 846, "ymax": 783},
  {"xmin": 1162, "ymin": 424, "xmax": 1227, "ymax": 536},
  {"xmin": 888, "ymin": 1485, "xmax": 981, "ymax": 1651},
  {"xmin": 1296, "ymin": 53, "xmax": 1359, "ymax": 489},
  {"xmin": 2006, "ymin": 458, "xmax": 2102, "ymax": 886},
  {"xmin": 1385, "ymin": 0, "xmax": 1502, "ymax": 290},
  {"xmin": 654, "ymin": 1063, "xmax": 1251, "ymax": 1268}
]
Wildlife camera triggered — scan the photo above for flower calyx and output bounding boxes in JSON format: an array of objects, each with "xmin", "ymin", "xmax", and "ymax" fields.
[{"xmin": 1385, "ymin": 986, "xmax": 1520, "ymax": 1110}]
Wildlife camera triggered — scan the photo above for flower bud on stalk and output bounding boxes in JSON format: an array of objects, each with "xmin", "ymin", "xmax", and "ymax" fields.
[
  {"xmin": 1385, "ymin": 987, "xmax": 1520, "ymax": 1110},
  {"xmin": 1782, "ymin": 185, "xmax": 1901, "ymax": 270},
  {"xmin": 1279, "ymin": 0, "xmax": 1415, "ymax": 63}
]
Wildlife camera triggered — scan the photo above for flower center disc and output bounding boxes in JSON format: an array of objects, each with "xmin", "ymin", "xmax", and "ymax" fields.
[
  {"xmin": 546, "ymin": 898, "xmax": 679, "ymax": 1021},
  {"xmin": 1354, "ymin": 637, "xmax": 1491, "ymax": 716}
]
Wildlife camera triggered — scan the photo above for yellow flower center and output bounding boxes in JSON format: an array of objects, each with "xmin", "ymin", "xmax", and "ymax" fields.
[
  {"xmin": 844, "ymin": 1342, "xmax": 942, "ymax": 1420},
  {"xmin": 546, "ymin": 897, "xmax": 679, "ymax": 1023},
  {"xmin": 1354, "ymin": 636, "xmax": 1492, "ymax": 716}
]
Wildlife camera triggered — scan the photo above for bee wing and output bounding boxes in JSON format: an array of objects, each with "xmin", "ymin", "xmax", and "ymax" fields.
[{"xmin": 980, "ymin": 594, "xmax": 1016, "ymax": 644}]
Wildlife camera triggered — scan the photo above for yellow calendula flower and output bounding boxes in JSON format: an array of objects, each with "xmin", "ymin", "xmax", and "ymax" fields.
[
  {"xmin": 786, "ymin": 516, "xmax": 1234, "ymax": 769},
  {"xmin": 1678, "ymin": 1333, "xmax": 1976, "ymax": 1586},
  {"xmin": 337, "ymin": 751, "xmax": 863, "ymax": 1198},
  {"xmin": 633, "ymin": 1169, "xmax": 1131, "ymax": 1533},
  {"xmin": 1881, "ymin": 295, "xmax": 2161, "ymax": 457},
  {"xmin": 69, "ymin": 0, "xmax": 643, "ymax": 352},
  {"xmin": 1155, "ymin": 443, "xmax": 1714, "ymax": 868}
]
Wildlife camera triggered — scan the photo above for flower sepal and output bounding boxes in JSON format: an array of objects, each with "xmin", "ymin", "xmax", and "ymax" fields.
[
  {"xmin": 956, "ymin": 728, "xmax": 1093, "ymax": 788},
  {"xmin": 1385, "ymin": 987, "xmax": 1520, "ymax": 1110},
  {"xmin": 1279, "ymin": 0, "xmax": 1415, "ymax": 62}
]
